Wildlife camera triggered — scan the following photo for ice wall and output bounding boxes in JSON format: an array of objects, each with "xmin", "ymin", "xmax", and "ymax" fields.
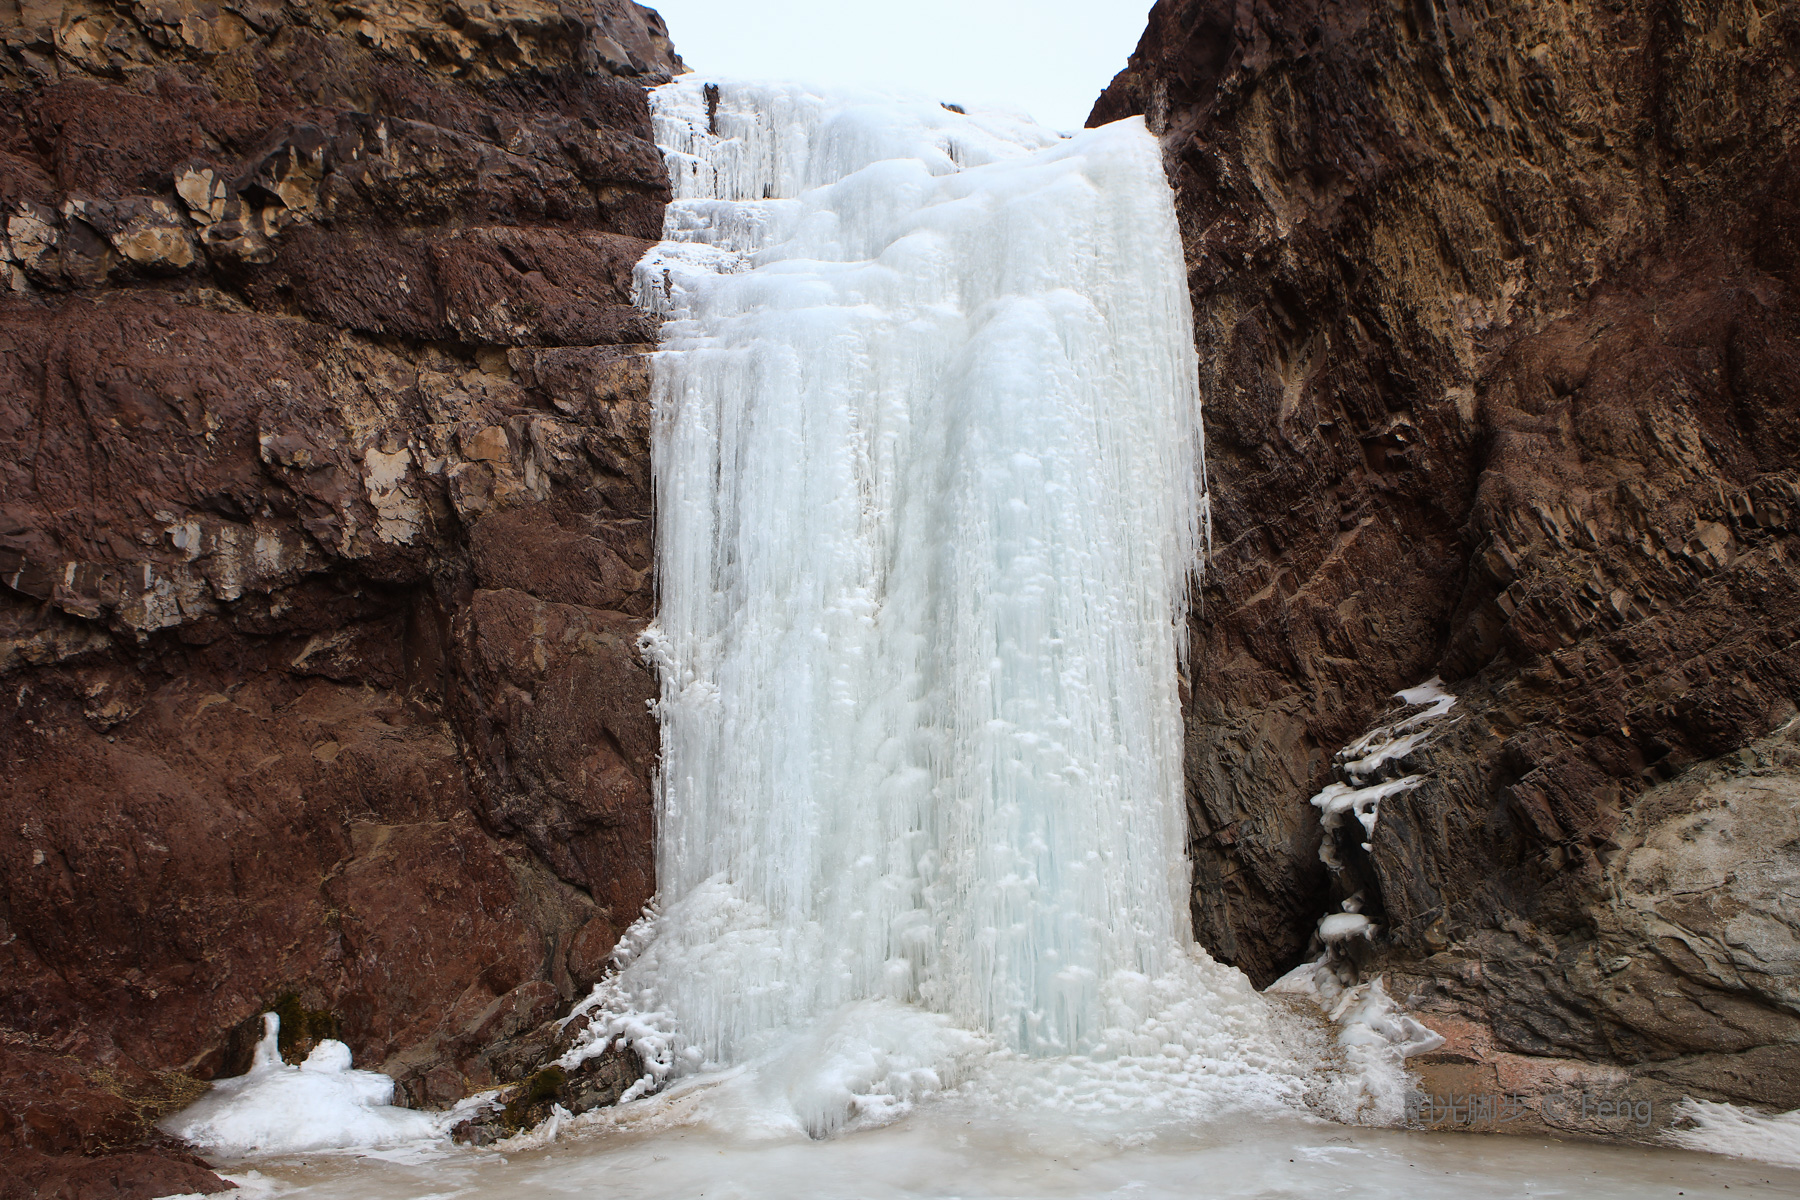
[{"xmin": 575, "ymin": 80, "xmax": 1291, "ymax": 1127}]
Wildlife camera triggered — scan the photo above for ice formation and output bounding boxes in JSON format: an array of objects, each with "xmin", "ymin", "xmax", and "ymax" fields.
[
  {"xmin": 1338, "ymin": 678, "xmax": 1457, "ymax": 782},
  {"xmin": 158, "ymin": 1013, "xmax": 463, "ymax": 1155},
  {"xmin": 559, "ymin": 78, "xmax": 1313, "ymax": 1134},
  {"xmin": 1266, "ymin": 679, "xmax": 1463, "ymax": 1118},
  {"xmin": 1311, "ymin": 777, "xmax": 1424, "ymax": 855},
  {"xmin": 1666, "ymin": 1099, "xmax": 1800, "ymax": 1169},
  {"xmin": 1309, "ymin": 677, "xmax": 1458, "ymax": 865}
]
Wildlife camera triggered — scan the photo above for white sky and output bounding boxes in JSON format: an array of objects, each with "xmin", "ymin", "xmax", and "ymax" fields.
[{"xmin": 642, "ymin": 0, "xmax": 1157, "ymax": 133}]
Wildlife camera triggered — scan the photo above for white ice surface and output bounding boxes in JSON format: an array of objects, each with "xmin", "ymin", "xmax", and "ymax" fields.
[
  {"xmin": 555, "ymin": 75, "xmax": 1329, "ymax": 1139},
  {"xmin": 1393, "ymin": 677, "xmax": 1458, "ymax": 721},
  {"xmin": 158, "ymin": 1014, "xmax": 471, "ymax": 1156},
  {"xmin": 1317, "ymin": 913, "xmax": 1375, "ymax": 943},
  {"xmin": 1310, "ymin": 776, "xmax": 1424, "ymax": 843},
  {"xmin": 1667, "ymin": 1098, "xmax": 1800, "ymax": 1169},
  {"xmin": 175, "ymin": 1105, "xmax": 1800, "ymax": 1200}
]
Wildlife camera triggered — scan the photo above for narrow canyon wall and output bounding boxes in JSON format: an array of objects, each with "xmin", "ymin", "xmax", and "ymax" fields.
[
  {"xmin": 1094, "ymin": 0, "xmax": 1800, "ymax": 1114},
  {"xmin": 7, "ymin": 0, "xmax": 1799, "ymax": 1185},
  {"xmin": 0, "ymin": 1, "xmax": 677, "ymax": 1190}
]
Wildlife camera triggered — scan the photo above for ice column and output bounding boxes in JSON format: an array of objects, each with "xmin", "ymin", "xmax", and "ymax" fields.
[{"xmin": 625, "ymin": 80, "xmax": 1209, "ymax": 1069}]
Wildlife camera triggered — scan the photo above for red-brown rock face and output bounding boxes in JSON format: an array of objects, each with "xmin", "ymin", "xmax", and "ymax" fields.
[
  {"xmin": 1094, "ymin": 0, "xmax": 1800, "ymax": 1112},
  {"xmin": 1, "ymin": 0, "xmax": 679, "ymax": 1187}
]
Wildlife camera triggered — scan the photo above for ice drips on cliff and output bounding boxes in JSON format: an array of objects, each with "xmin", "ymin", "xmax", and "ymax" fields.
[
  {"xmin": 1267, "ymin": 679, "xmax": 1460, "ymax": 1120},
  {"xmin": 558, "ymin": 78, "xmax": 1319, "ymax": 1135}
]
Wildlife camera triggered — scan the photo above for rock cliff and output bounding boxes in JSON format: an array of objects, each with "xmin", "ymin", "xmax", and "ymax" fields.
[
  {"xmin": 1094, "ymin": 0, "xmax": 1800, "ymax": 1121},
  {"xmin": 0, "ymin": 0, "xmax": 677, "ymax": 1191},
  {"xmin": 9, "ymin": 0, "xmax": 1800, "ymax": 1184}
]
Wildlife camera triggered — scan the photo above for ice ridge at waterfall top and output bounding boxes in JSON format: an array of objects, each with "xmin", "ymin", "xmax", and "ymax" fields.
[{"xmin": 555, "ymin": 78, "xmax": 1351, "ymax": 1137}]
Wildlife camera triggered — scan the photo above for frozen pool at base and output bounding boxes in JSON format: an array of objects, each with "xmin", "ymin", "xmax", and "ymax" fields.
[{"xmin": 185, "ymin": 1106, "xmax": 1800, "ymax": 1200}]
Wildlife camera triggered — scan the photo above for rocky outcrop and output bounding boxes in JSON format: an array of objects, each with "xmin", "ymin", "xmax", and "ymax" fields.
[
  {"xmin": 1400, "ymin": 716, "xmax": 1800, "ymax": 1136},
  {"xmin": 447, "ymin": 1042, "xmax": 639, "ymax": 1145},
  {"xmin": 0, "ymin": 0, "xmax": 679, "ymax": 1188},
  {"xmin": 1093, "ymin": 0, "xmax": 1800, "ymax": 1114}
]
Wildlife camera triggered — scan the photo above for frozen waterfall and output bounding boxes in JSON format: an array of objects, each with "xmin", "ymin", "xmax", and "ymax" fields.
[{"xmin": 564, "ymin": 79, "xmax": 1311, "ymax": 1135}]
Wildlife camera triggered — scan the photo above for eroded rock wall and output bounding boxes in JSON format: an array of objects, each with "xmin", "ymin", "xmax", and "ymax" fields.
[
  {"xmin": 0, "ymin": 0, "xmax": 679, "ymax": 1186},
  {"xmin": 1094, "ymin": 0, "xmax": 1800, "ymax": 1108}
]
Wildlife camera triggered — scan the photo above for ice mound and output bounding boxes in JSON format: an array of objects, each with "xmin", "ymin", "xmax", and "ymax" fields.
[{"xmin": 159, "ymin": 1013, "xmax": 454, "ymax": 1155}]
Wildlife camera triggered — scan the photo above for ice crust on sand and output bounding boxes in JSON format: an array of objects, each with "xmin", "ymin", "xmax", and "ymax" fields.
[{"xmin": 1666, "ymin": 1099, "xmax": 1800, "ymax": 1169}]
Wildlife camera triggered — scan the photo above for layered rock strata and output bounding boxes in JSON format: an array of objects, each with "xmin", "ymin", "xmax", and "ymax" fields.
[
  {"xmin": 1094, "ymin": 0, "xmax": 1800, "ymax": 1117},
  {"xmin": 0, "ymin": 0, "xmax": 678, "ymax": 1190}
]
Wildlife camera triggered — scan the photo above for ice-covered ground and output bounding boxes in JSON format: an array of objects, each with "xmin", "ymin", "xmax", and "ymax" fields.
[
  {"xmin": 1668, "ymin": 1099, "xmax": 1800, "ymax": 1170},
  {"xmin": 162, "ymin": 1103, "xmax": 1800, "ymax": 1200},
  {"xmin": 154, "ymin": 1009, "xmax": 1800, "ymax": 1191}
]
